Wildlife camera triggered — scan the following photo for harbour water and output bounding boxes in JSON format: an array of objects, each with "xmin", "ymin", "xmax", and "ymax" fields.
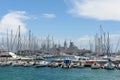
[{"xmin": 1, "ymin": 66, "xmax": 120, "ymax": 80}]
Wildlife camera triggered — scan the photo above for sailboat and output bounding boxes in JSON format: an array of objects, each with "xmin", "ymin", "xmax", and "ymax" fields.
[
  {"xmin": 104, "ymin": 59, "xmax": 115, "ymax": 70},
  {"xmin": 91, "ymin": 62, "xmax": 101, "ymax": 69}
]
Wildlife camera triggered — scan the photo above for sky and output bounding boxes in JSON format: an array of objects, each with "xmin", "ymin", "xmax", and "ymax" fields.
[{"xmin": 0, "ymin": 0, "xmax": 120, "ymax": 50}]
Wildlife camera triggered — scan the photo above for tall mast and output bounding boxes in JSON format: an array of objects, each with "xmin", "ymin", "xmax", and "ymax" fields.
[
  {"xmin": 52, "ymin": 36, "xmax": 54, "ymax": 49},
  {"xmin": 7, "ymin": 29, "xmax": 9, "ymax": 52},
  {"xmin": 47, "ymin": 35, "xmax": 50, "ymax": 51},
  {"xmin": 29, "ymin": 30, "xmax": 31, "ymax": 51},
  {"xmin": 107, "ymin": 32, "xmax": 110, "ymax": 56},
  {"xmin": 100, "ymin": 25, "xmax": 103, "ymax": 55},
  {"xmin": 27, "ymin": 30, "xmax": 31, "ymax": 55},
  {"xmin": 95, "ymin": 33, "xmax": 98, "ymax": 56},
  {"xmin": 17, "ymin": 25, "xmax": 21, "ymax": 54},
  {"xmin": 103, "ymin": 32, "xmax": 106, "ymax": 55},
  {"xmin": 10, "ymin": 30, "xmax": 13, "ymax": 51}
]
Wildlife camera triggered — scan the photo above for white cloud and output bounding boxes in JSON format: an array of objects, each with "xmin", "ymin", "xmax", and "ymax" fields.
[
  {"xmin": 0, "ymin": 11, "xmax": 29, "ymax": 34},
  {"xmin": 65, "ymin": 0, "xmax": 120, "ymax": 21},
  {"xmin": 42, "ymin": 13, "xmax": 56, "ymax": 19}
]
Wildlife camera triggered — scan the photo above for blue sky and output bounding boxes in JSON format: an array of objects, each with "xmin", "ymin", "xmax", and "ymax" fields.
[{"xmin": 0, "ymin": 0, "xmax": 120, "ymax": 49}]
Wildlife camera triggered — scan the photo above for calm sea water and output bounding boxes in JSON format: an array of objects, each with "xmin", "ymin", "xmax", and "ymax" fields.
[{"xmin": 0, "ymin": 66, "xmax": 120, "ymax": 80}]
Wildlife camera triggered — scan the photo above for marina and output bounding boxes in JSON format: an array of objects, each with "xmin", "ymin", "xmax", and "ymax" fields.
[
  {"xmin": 1, "ymin": 0, "xmax": 120, "ymax": 80},
  {"xmin": 0, "ymin": 25, "xmax": 120, "ymax": 69},
  {"xmin": 0, "ymin": 52, "xmax": 120, "ymax": 70},
  {"xmin": 0, "ymin": 25, "xmax": 120, "ymax": 80}
]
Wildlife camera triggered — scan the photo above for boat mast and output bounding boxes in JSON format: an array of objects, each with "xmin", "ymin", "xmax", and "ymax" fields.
[
  {"xmin": 107, "ymin": 32, "xmax": 110, "ymax": 56},
  {"xmin": 95, "ymin": 33, "xmax": 98, "ymax": 56},
  {"xmin": 100, "ymin": 25, "xmax": 104, "ymax": 55},
  {"xmin": 7, "ymin": 29, "xmax": 9, "ymax": 52},
  {"xmin": 103, "ymin": 32, "xmax": 106, "ymax": 55},
  {"xmin": 17, "ymin": 25, "xmax": 21, "ymax": 55},
  {"xmin": 10, "ymin": 30, "xmax": 13, "ymax": 51},
  {"xmin": 28, "ymin": 30, "xmax": 31, "ymax": 55}
]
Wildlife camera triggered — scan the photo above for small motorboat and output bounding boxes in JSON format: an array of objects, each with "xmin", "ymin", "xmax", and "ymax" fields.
[
  {"xmin": 23, "ymin": 61, "xmax": 35, "ymax": 67},
  {"xmin": 35, "ymin": 61, "xmax": 49, "ymax": 68},
  {"xmin": 48, "ymin": 62, "xmax": 59, "ymax": 68},
  {"xmin": 72, "ymin": 60, "xmax": 85, "ymax": 68},
  {"xmin": 91, "ymin": 62, "xmax": 101, "ymax": 69},
  {"xmin": 61, "ymin": 59, "xmax": 72, "ymax": 69}
]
